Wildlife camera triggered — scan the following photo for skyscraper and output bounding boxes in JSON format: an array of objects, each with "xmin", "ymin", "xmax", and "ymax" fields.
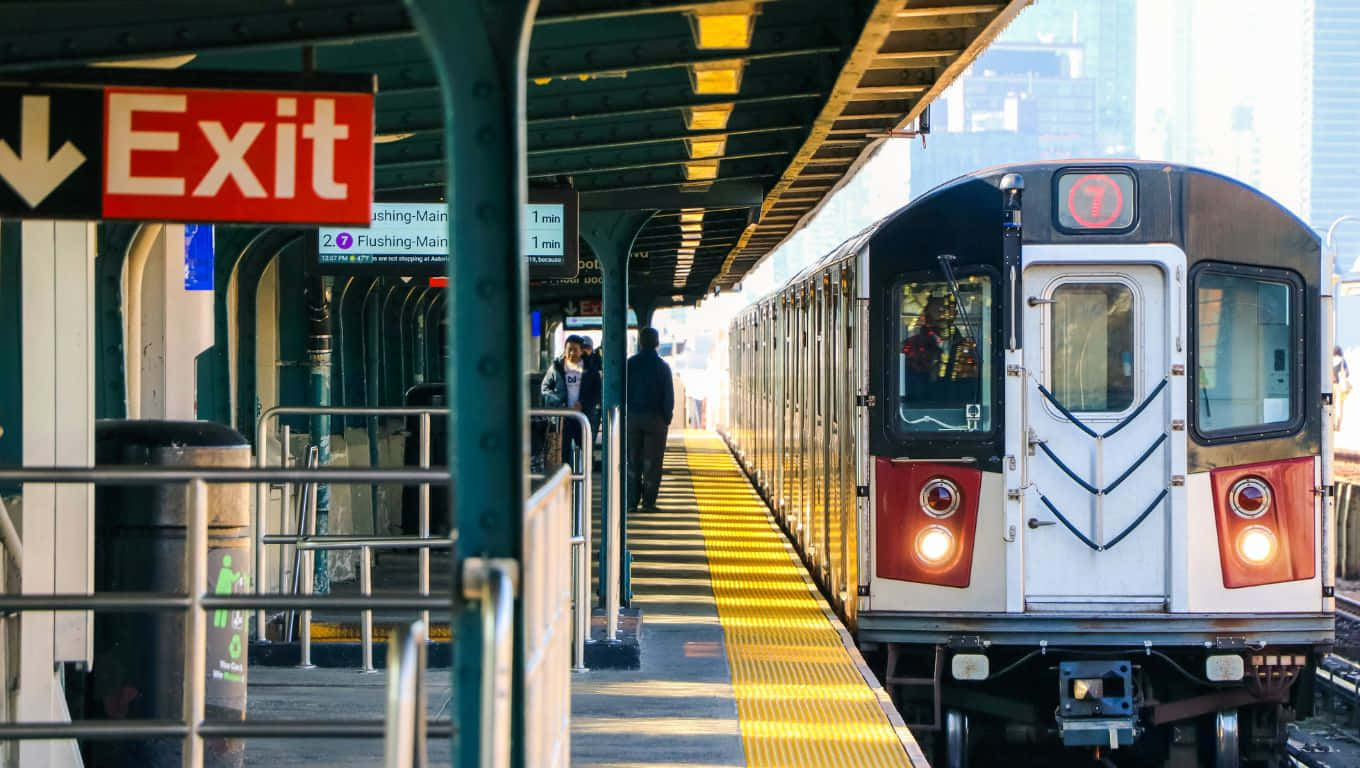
[
  {"xmin": 1310, "ymin": 0, "xmax": 1360, "ymax": 266},
  {"xmin": 908, "ymin": 0, "xmax": 1137, "ymax": 196}
]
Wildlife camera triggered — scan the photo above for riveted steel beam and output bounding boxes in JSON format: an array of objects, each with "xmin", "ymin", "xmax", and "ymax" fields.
[
  {"xmin": 404, "ymin": 1, "xmax": 535, "ymax": 766},
  {"xmin": 526, "ymin": 90, "xmax": 824, "ymax": 126},
  {"xmin": 535, "ymin": 0, "xmax": 780, "ymax": 25},
  {"xmin": 529, "ymin": 44, "xmax": 840, "ymax": 83},
  {"xmin": 530, "ymin": 149, "xmax": 789, "ymax": 178},
  {"xmin": 0, "ymin": 1, "xmax": 412, "ymax": 71},
  {"xmin": 529, "ymin": 123, "xmax": 806, "ymax": 156}
]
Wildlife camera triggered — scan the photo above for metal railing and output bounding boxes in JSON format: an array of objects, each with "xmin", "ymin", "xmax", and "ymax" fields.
[
  {"xmin": 383, "ymin": 620, "xmax": 428, "ymax": 768},
  {"xmin": 605, "ymin": 405, "xmax": 623, "ymax": 641},
  {"xmin": 0, "ymin": 466, "xmax": 452, "ymax": 766},
  {"xmin": 255, "ymin": 405, "xmax": 447, "ymax": 639},
  {"xmin": 530, "ymin": 408, "xmax": 593, "ymax": 670}
]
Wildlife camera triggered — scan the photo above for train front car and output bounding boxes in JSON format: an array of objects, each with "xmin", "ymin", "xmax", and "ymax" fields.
[
  {"xmin": 861, "ymin": 163, "xmax": 1330, "ymax": 767},
  {"xmin": 726, "ymin": 161, "xmax": 1333, "ymax": 767}
]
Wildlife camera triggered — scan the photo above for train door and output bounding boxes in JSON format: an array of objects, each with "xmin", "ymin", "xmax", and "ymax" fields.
[
  {"xmin": 828, "ymin": 268, "xmax": 844, "ymax": 601},
  {"xmin": 1021, "ymin": 245, "xmax": 1184, "ymax": 610},
  {"xmin": 812, "ymin": 279, "xmax": 825, "ymax": 571},
  {"xmin": 792, "ymin": 290, "xmax": 805, "ymax": 543}
]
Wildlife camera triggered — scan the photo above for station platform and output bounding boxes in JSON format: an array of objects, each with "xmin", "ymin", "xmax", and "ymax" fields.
[
  {"xmin": 572, "ymin": 431, "xmax": 927, "ymax": 767},
  {"xmin": 240, "ymin": 430, "xmax": 923, "ymax": 765}
]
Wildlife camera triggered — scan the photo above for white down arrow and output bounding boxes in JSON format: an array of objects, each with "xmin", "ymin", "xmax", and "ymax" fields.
[{"xmin": 0, "ymin": 95, "xmax": 86, "ymax": 208}]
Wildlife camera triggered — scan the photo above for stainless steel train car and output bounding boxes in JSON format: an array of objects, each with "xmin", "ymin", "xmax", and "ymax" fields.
[{"xmin": 725, "ymin": 161, "xmax": 1334, "ymax": 767}]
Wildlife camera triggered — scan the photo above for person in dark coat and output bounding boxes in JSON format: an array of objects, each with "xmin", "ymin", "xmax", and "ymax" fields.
[
  {"xmin": 626, "ymin": 327, "xmax": 674, "ymax": 513},
  {"xmin": 540, "ymin": 334, "xmax": 601, "ymax": 463},
  {"xmin": 579, "ymin": 335, "xmax": 603, "ymax": 441}
]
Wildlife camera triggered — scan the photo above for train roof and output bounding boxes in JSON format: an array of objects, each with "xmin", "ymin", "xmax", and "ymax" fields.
[{"xmin": 742, "ymin": 160, "xmax": 1319, "ymax": 312}]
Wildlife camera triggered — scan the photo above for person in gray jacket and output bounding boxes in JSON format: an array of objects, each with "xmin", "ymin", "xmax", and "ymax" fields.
[
  {"xmin": 626, "ymin": 327, "xmax": 674, "ymax": 513},
  {"xmin": 541, "ymin": 335, "xmax": 601, "ymax": 461}
]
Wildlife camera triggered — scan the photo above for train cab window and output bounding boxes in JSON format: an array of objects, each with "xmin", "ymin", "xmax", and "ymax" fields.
[
  {"xmin": 1193, "ymin": 268, "xmax": 1299, "ymax": 436},
  {"xmin": 1049, "ymin": 282, "xmax": 1135, "ymax": 412},
  {"xmin": 895, "ymin": 274, "xmax": 992, "ymax": 433}
]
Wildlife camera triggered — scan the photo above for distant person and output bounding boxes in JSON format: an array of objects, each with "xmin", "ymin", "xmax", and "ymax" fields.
[
  {"xmin": 579, "ymin": 335, "xmax": 602, "ymax": 443},
  {"xmin": 1335, "ymin": 346, "xmax": 1351, "ymax": 432},
  {"xmin": 541, "ymin": 334, "xmax": 600, "ymax": 463},
  {"xmin": 626, "ymin": 327, "xmax": 674, "ymax": 514}
]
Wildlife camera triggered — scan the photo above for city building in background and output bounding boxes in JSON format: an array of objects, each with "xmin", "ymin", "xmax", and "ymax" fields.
[
  {"xmin": 910, "ymin": 0, "xmax": 1137, "ymax": 195},
  {"xmin": 1311, "ymin": 0, "xmax": 1360, "ymax": 269}
]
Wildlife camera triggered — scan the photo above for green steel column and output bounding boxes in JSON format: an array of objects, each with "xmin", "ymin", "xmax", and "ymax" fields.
[
  {"xmin": 404, "ymin": 1, "xmax": 536, "ymax": 765},
  {"xmin": 582, "ymin": 210, "xmax": 653, "ymax": 606},
  {"xmin": 306, "ymin": 274, "xmax": 333, "ymax": 593},
  {"xmin": 0, "ymin": 222, "xmax": 21, "ymax": 476},
  {"xmin": 633, "ymin": 293, "xmax": 657, "ymax": 331}
]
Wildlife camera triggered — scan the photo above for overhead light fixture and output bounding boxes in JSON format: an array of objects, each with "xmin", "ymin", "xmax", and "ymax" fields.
[
  {"xmin": 680, "ymin": 210, "xmax": 705, "ymax": 224},
  {"xmin": 689, "ymin": 59, "xmax": 744, "ymax": 95},
  {"xmin": 375, "ymin": 132, "xmax": 416, "ymax": 144},
  {"xmin": 685, "ymin": 160, "xmax": 720, "ymax": 181},
  {"xmin": 688, "ymin": 2, "xmax": 758, "ymax": 49},
  {"xmin": 681, "ymin": 238, "xmax": 701, "ymax": 249},
  {"xmin": 686, "ymin": 136, "xmax": 727, "ymax": 159},
  {"xmin": 682, "ymin": 181, "xmax": 715, "ymax": 192},
  {"xmin": 685, "ymin": 103, "xmax": 735, "ymax": 130},
  {"xmin": 91, "ymin": 54, "xmax": 197, "ymax": 69}
]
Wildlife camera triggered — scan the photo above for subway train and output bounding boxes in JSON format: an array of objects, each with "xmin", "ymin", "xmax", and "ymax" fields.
[{"xmin": 724, "ymin": 161, "xmax": 1333, "ymax": 767}]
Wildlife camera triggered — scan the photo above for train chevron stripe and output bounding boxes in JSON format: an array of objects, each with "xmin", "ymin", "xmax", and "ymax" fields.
[{"xmin": 681, "ymin": 431, "xmax": 923, "ymax": 767}]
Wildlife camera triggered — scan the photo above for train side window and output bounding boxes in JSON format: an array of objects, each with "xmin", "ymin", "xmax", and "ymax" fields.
[
  {"xmin": 1049, "ymin": 282, "xmax": 1135, "ymax": 412},
  {"xmin": 895, "ymin": 273, "xmax": 992, "ymax": 433},
  {"xmin": 1193, "ymin": 266, "xmax": 1301, "ymax": 437}
]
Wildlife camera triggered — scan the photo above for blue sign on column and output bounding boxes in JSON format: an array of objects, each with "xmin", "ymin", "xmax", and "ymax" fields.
[{"xmin": 185, "ymin": 224, "xmax": 214, "ymax": 291}]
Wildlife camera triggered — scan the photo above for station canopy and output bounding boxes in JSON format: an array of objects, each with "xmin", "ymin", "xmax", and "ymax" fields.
[{"xmin": 0, "ymin": 0, "xmax": 1028, "ymax": 309}]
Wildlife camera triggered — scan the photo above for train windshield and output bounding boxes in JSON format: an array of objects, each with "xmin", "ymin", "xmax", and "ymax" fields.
[
  {"xmin": 895, "ymin": 274, "xmax": 992, "ymax": 432},
  {"xmin": 1194, "ymin": 269, "xmax": 1298, "ymax": 434}
]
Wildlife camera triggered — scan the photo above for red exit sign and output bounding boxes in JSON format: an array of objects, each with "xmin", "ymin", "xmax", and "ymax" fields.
[{"xmin": 0, "ymin": 74, "xmax": 374, "ymax": 226}]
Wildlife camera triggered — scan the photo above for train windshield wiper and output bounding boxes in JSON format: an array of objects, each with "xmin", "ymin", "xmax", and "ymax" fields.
[{"xmin": 936, "ymin": 254, "xmax": 978, "ymax": 343}]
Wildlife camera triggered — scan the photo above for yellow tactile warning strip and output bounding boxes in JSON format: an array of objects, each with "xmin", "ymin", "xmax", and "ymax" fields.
[
  {"xmin": 310, "ymin": 622, "xmax": 451, "ymax": 642},
  {"xmin": 682, "ymin": 431, "xmax": 922, "ymax": 767}
]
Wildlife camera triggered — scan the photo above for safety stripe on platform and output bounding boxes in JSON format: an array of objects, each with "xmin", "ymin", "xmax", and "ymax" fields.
[
  {"xmin": 683, "ymin": 431, "xmax": 922, "ymax": 767},
  {"xmin": 310, "ymin": 622, "xmax": 451, "ymax": 642}
]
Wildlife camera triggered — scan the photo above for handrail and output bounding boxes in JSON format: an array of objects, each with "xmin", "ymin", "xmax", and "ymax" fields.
[
  {"xmin": 462, "ymin": 556, "xmax": 520, "ymax": 768},
  {"xmin": 255, "ymin": 404, "xmax": 449, "ymax": 641},
  {"xmin": 383, "ymin": 620, "xmax": 428, "ymax": 768},
  {"xmin": 605, "ymin": 405, "xmax": 622, "ymax": 641},
  {"xmin": 529, "ymin": 407, "xmax": 593, "ymax": 670},
  {"xmin": 0, "ymin": 495, "xmax": 22, "ymax": 566}
]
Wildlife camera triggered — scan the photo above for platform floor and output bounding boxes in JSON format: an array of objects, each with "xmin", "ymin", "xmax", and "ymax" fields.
[
  {"xmin": 572, "ymin": 431, "xmax": 926, "ymax": 767},
  {"xmin": 240, "ymin": 430, "xmax": 922, "ymax": 766}
]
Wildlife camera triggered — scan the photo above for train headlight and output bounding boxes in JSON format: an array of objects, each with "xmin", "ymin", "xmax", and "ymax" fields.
[
  {"xmin": 920, "ymin": 478, "xmax": 960, "ymax": 518},
  {"xmin": 1236, "ymin": 526, "xmax": 1277, "ymax": 565},
  {"xmin": 1229, "ymin": 477, "xmax": 1272, "ymax": 518},
  {"xmin": 916, "ymin": 525, "xmax": 954, "ymax": 564}
]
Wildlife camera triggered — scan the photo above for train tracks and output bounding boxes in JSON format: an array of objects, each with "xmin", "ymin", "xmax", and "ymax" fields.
[{"xmin": 1286, "ymin": 598, "xmax": 1360, "ymax": 765}]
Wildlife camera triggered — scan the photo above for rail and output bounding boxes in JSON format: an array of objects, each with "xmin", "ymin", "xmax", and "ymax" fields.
[
  {"xmin": 530, "ymin": 407, "xmax": 594, "ymax": 671},
  {"xmin": 383, "ymin": 620, "xmax": 429, "ymax": 768},
  {"xmin": 0, "ymin": 467, "xmax": 450, "ymax": 766},
  {"xmin": 606, "ymin": 405, "xmax": 622, "ymax": 641},
  {"xmin": 255, "ymin": 405, "xmax": 448, "ymax": 640},
  {"xmin": 462, "ymin": 554, "xmax": 520, "ymax": 768}
]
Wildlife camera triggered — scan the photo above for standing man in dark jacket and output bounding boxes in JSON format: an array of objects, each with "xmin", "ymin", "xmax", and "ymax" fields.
[
  {"xmin": 626, "ymin": 327, "xmax": 674, "ymax": 513},
  {"xmin": 541, "ymin": 335, "xmax": 601, "ymax": 462}
]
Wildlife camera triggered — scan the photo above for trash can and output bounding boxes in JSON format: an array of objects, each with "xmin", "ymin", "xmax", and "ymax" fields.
[
  {"xmin": 401, "ymin": 384, "xmax": 449, "ymax": 536},
  {"xmin": 90, "ymin": 420, "xmax": 251, "ymax": 768}
]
